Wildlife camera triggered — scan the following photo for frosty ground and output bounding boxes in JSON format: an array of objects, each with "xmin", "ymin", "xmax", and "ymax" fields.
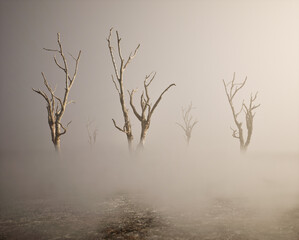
[
  {"xmin": 0, "ymin": 150, "xmax": 298, "ymax": 239},
  {"xmin": 1, "ymin": 192, "xmax": 299, "ymax": 240}
]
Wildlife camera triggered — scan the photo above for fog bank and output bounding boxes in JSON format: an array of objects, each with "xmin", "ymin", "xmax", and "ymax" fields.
[{"xmin": 1, "ymin": 147, "xmax": 298, "ymax": 221}]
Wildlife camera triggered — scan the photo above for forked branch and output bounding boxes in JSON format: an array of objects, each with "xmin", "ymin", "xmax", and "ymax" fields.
[
  {"xmin": 223, "ymin": 73, "xmax": 260, "ymax": 152},
  {"xmin": 33, "ymin": 33, "xmax": 81, "ymax": 152},
  {"xmin": 129, "ymin": 72, "xmax": 175, "ymax": 148},
  {"xmin": 107, "ymin": 28, "xmax": 140, "ymax": 152}
]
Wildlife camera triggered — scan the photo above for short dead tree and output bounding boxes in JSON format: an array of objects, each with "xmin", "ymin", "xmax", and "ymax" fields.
[
  {"xmin": 223, "ymin": 73, "xmax": 260, "ymax": 153},
  {"xmin": 176, "ymin": 103, "xmax": 198, "ymax": 145},
  {"xmin": 128, "ymin": 72, "xmax": 175, "ymax": 149},
  {"xmin": 32, "ymin": 33, "xmax": 81, "ymax": 152},
  {"xmin": 107, "ymin": 28, "xmax": 140, "ymax": 152},
  {"xmin": 86, "ymin": 119, "xmax": 98, "ymax": 150}
]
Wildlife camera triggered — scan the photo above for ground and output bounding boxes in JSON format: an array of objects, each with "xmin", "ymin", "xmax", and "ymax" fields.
[{"xmin": 0, "ymin": 192, "xmax": 299, "ymax": 240}]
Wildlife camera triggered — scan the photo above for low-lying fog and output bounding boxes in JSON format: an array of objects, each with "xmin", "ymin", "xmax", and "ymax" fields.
[{"xmin": 1, "ymin": 146, "xmax": 298, "ymax": 220}]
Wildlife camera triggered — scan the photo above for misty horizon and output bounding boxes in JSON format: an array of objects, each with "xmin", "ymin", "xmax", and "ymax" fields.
[
  {"xmin": 0, "ymin": 0, "xmax": 298, "ymax": 154},
  {"xmin": 0, "ymin": 1, "xmax": 299, "ymax": 239}
]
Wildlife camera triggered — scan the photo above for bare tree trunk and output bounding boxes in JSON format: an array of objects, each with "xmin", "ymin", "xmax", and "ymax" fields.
[
  {"xmin": 33, "ymin": 33, "xmax": 81, "ymax": 153},
  {"xmin": 138, "ymin": 124, "xmax": 149, "ymax": 149},
  {"xmin": 107, "ymin": 28, "xmax": 139, "ymax": 153},
  {"xmin": 129, "ymin": 72, "xmax": 175, "ymax": 150},
  {"xmin": 240, "ymin": 144, "xmax": 247, "ymax": 153},
  {"xmin": 127, "ymin": 135, "xmax": 133, "ymax": 152},
  {"xmin": 223, "ymin": 73, "xmax": 260, "ymax": 153},
  {"xmin": 237, "ymin": 125, "xmax": 245, "ymax": 150},
  {"xmin": 54, "ymin": 139, "xmax": 61, "ymax": 152}
]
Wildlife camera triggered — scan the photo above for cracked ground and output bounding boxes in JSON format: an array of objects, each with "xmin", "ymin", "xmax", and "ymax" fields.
[{"xmin": 1, "ymin": 192, "xmax": 299, "ymax": 240}]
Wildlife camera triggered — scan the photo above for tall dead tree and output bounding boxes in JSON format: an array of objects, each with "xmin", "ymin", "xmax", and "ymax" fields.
[
  {"xmin": 33, "ymin": 33, "xmax": 81, "ymax": 152},
  {"xmin": 176, "ymin": 103, "xmax": 198, "ymax": 145},
  {"xmin": 223, "ymin": 73, "xmax": 260, "ymax": 152},
  {"xmin": 128, "ymin": 72, "xmax": 175, "ymax": 149},
  {"xmin": 107, "ymin": 28, "xmax": 140, "ymax": 152}
]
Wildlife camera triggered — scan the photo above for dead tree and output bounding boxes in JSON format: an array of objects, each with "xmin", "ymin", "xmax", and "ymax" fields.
[
  {"xmin": 176, "ymin": 103, "xmax": 198, "ymax": 145},
  {"xmin": 107, "ymin": 28, "xmax": 140, "ymax": 152},
  {"xmin": 33, "ymin": 33, "xmax": 81, "ymax": 152},
  {"xmin": 223, "ymin": 73, "xmax": 260, "ymax": 152},
  {"xmin": 128, "ymin": 72, "xmax": 175, "ymax": 149},
  {"xmin": 86, "ymin": 119, "xmax": 98, "ymax": 149}
]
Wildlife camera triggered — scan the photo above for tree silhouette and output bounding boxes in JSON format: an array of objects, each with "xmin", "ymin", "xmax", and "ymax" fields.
[
  {"xmin": 176, "ymin": 102, "xmax": 198, "ymax": 145},
  {"xmin": 107, "ymin": 28, "xmax": 140, "ymax": 152},
  {"xmin": 223, "ymin": 73, "xmax": 260, "ymax": 152},
  {"xmin": 129, "ymin": 72, "xmax": 175, "ymax": 149},
  {"xmin": 33, "ymin": 33, "xmax": 81, "ymax": 152}
]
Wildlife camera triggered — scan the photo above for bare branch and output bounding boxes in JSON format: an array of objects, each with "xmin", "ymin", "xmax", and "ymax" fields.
[
  {"xmin": 229, "ymin": 72, "xmax": 236, "ymax": 97},
  {"xmin": 151, "ymin": 83, "xmax": 176, "ymax": 115},
  {"xmin": 140, "ymin": 92, "xmax": 146, "ymax": 111},
  {"xmin": 233, "ymin": 78, "xmax": 247, "ymax": 98},
  {"xmin": 72, "ymin": 50, "xmax": 81, "ymax": 82},
  {"xmin": 58, "ymin": 121, "xmax": 72, "ymax": 136},
  {"xmin": 111, "ymin": 75, "xmax": 120, "ymax": 95},
  {"xmin": 116, "ymin": 31, "xmax": 124, "ymax": 62},
  {"xmin": 112, "ymin": 119, "xmax": 127, "ymax": 133},
  {"xmin": 230, "ymin": 127, "xmax": 239, "ymax": 139},
  {"xmin": 190, "ymin": 120, "xmax": 198, "ymax": 131},
  {"xmin": 251, "ymin": 104, "xmax": 261, "ymax": 111},
  {"xmin": 128, "ymin": 89, "xmax": 142, "ymax": 121},
  {"xmin": 43, "ymin": 48, "xmax": 59, "ymax": 53},
  {"xmin": 107, "ymin": 28, "xmax": 120, "ymax": 80},
  {"xmin": 176, "ymin": 122, "xmax": 187, "ymax": 132},
  {"xmin": 223, "ymin": 73, "xmax": 247, "ymax": 101},
  {"xmin": 145, "ymin": 72, "xmax": 156, "ymax": 87},
  {"xmin": 54, "ymin": 56, "xmax": 66, "ymax": 72},
  {"xmin": 143, "ymin": 72, "xmax": 156, "ymax": 106},
  {"xmin": 124, "ymin": 44, "xmax": 140, "ymax": 69},
  {"xmin": 67, "ymin": 51, "xmax": 77, "ymax": 61},
  {"xmin": 66, "ymin": 100, "xmax": 75, "ymax": 105},
  {"xmin": 32, "ymin": 88, "xmax": 50, "ymax": 105},
  {"xmin": 242, "ymin": 103, "xmax": 249, "ymax": 113},
  {"xmin": 106, "ymin": 27, "xmax": 113, "ymax": 41},
  {"xmin": 55, "ymin": 102, "xmax": 59, "ymax": 113},
  {"xmin": 54, "ymin": 96, "xmax": 63, "ymax": 109},
  {"xmin": 56, "ymin": 33, "xmax": 69, "ymax": 91},
  {"xmin": 252, "ymin": 92, "xmax": 257, "ymax": 101},
  {"xmin": 41, "ymin": 72, "xmax": 54, "ymax": 96},
  {"xmin": 235, "ymin": 100, "xmax": 244, "ymax": 118}
]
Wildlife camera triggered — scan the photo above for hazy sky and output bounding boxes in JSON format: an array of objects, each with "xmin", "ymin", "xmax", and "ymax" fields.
[{"xmin": 0, "ymin": 0, "xmax": 298, "ymax": 154}]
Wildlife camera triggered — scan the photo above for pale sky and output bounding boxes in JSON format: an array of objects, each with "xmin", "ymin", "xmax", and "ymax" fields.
[{"xmin": 0, "ymin": 0, "xmax": 298, "ymax": 154}]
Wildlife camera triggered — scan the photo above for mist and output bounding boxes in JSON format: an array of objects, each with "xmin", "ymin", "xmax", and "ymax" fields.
[
  {"xmin": 0, "ymin": 0, "xmax": 299, "ymax": 239},
  {"xmin": 1, "ymin": 146, "xmax": 299, "ymax": 238},
  {"xmin": 2, "ymin": 146, "xmax": 298, "ymax": 208}
]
